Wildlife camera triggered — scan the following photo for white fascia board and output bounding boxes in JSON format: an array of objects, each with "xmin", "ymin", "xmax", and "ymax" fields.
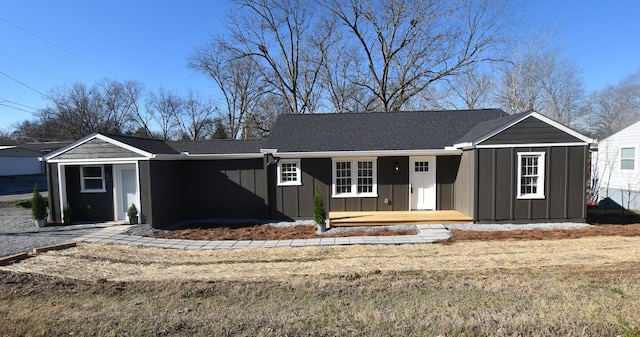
[
  {"xmin": 151, "ymin": 153, "xmax": 264, "ymax": 160},
  {"xmin": 48, "ymin": 157, "xmax": 148, "ymax": 164},
  {"xmin": 273, "ymin": 149, "xmax": 462, "ymax": 158},
  {"xmin": 260, "ymin": 148, "xmax": 278, "ymax": 154},
  {"xmin": 475, "ymin": 142, "xmax": 589, "ymax": 149}
]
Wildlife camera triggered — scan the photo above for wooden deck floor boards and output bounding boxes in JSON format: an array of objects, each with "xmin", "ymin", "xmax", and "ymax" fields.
[{"xmin": 329, "ymin": 210, "xmax": 472, "ymax": 226}]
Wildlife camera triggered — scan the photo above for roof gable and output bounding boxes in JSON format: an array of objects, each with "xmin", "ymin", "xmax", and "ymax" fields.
[
  {"xmin": 456, "ymin": 112, "xmax": 594, "ymax": 147},
  {"xmin": 45, "ymin": 134, "xmax": 156, "ymax": 161},
  {"xmin": 264, "ymin": 109, "xmax": 507, "ymax": 152}
]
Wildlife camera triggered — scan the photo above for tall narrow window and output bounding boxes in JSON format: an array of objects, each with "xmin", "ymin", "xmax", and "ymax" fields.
[
  {"xmin": 621, "ymin": 147, "xmax": 635, "ymax": 170},
  {"xmin": 332, "ymin": 158, "xmax": 377, "ymax": 197},
  {"xmin": 335, "ymin": 161, "xmax": 352, "ymax": 194},
  {"xmin": 517, "ymin": 152, "xmax": 545, "ymax": 199},
  {"xmin": 81, "ymin": 165, "xmax": 106, "ymax": 192},
  {"xmin": 277, "ymin": 159, "xmax": 301, "ymax": 186}
]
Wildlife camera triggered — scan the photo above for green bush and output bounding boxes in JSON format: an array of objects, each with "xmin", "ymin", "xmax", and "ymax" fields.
[
  {"xmin": 127, "ymin": 203, "xmax": 138, "ymax": 218},
  {"xmin": 31, "ymin": 183, "xmax": 48, "ymax": 220},
  {"xmin": 313, "ymin": 185, "xmax": 326, "ymax": 225}
]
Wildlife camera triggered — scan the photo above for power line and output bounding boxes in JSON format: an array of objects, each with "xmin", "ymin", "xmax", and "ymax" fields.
[
  {"xmin": 0, "ymin": 103, "xmax": 35, "ymax": 113},
  {"xmin": 0, "ymin": 70, "xmax": 49, "ymax": 98},
  {"xmin": 0, "ymin": 16, "xmax": 116, "ymax": 77},
  {"xmin": 0, "ymin": 100, "xmax": 38, "ymax": 111},
  {"xmin": 0, "ymin": 50, "xmax": 67, "ymax": 82}
]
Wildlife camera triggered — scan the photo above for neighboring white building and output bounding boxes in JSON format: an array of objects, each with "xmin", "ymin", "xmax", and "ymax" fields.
[
  {"xmin": 594, "ymin": 120, "xmax": 640, "ymax": 210},
  {"xmin": 0, "ymin": 141, "xmax": 70, "ymax": 176},
  {"xmin": 0, "ymin": 146, "xmax": 43, "ymax": 176}
]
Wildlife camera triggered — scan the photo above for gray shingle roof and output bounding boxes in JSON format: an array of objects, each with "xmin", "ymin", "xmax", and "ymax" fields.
[
  {"xmin": 168, "ymin": 140, "xmax": 264, "ymax": 154},
  {"xmin": 454, "ymin": 111, "xmax": 524, "ymax": 144},
  {"xmin": 264, "ymin": 109, "xmax": 509, "ymax": 152},
  {"xmin": 106, "ymin": 134, "xmax": 180, "ymax": 154}
]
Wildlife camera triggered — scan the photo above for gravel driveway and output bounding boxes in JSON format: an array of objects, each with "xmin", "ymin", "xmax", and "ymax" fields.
[{"xmin": 0, "ymin": 202, "xmax": 111, "ymax": 257}]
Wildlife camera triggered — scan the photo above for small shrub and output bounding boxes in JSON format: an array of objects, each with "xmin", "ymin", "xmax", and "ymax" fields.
[
  {"xmin": 127, "ymin": 204, "xmax": 138, "ymax": 218},
  {"xmin": 31, "ymin": 183, "xmax": 48, "ymax": 220},
  {"xmin": 313, "ymin": 185, "xmax": 326, "ymax": 225}
]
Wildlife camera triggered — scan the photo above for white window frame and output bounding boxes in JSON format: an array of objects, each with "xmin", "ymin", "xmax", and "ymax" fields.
[
  {"xmin": 332, "ymin": 158, "xmax": 377, "ymax": 198},
  {"xmin": 621, "ymin": 147, "xmax": 636, "ymax": 170},
  {"xmin": 516, "ymin": 152, "xmax": 545, "ymax": 199},
  {"xmin": 277, "ymin": 159, "xmax": 302, "ymax": 186},
  {"xmin": 80, "ymin": 165, "xmax": 106, "ymax": 193}
]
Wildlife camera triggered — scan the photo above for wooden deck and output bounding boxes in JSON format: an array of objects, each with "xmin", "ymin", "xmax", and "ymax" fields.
[{"xmin": 329, "ymin": 210, "xmax": 473, "ymax": 226}]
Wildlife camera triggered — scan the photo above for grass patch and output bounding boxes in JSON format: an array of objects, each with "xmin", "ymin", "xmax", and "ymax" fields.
[{"xmin": 1, "ymin": 264, "xmax": 639, "ymax": 336}]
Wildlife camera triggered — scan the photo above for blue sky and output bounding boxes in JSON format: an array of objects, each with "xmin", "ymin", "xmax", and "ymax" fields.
[{"xmin": 1, "ymin": 0, "xmax": 639, "ymax": 131}]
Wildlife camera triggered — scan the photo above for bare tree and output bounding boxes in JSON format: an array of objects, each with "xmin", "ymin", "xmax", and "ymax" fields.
[
  {"xmin": 145, "ymin": 88, "xmax": 183, "ymax": 140},
  {"xmin": 433, "ymin": 65, "xmax": 497, "ymax": 110},
  {"xmin": 218, "ymin": 0, "xmax": 336, "ymax": 115},
  {"xmin": 328, "ymin": 0, "xmax": 511, "ymax": 112},
  {"xmin": 189, "ymin": 42, "xmax": 266, "ymax": 139},
  {"xmin": 177, "ymin": 90, "xmax": 215, "ymax": 140},
  {"xmin": 584, "ymin": 70, "xmax": 640, "ymax": 139}
]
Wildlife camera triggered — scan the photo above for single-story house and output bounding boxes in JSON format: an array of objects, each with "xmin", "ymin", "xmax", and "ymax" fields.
[
  {"xmin": 593, "ymin": 120, "xmax": 640, "ymax": 210},
  {"xmin": 43, "ymin": 109, "xmax": 595, "ymax": 228}
]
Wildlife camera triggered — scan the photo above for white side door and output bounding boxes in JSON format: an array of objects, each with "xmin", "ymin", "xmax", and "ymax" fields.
[
  {"xmin": 410, "ymin": 156, "xmax": 436, "ymax": 210},
  {"xmin": 114, "ymin": 164, "xmax": 138, "ymax": 221}
]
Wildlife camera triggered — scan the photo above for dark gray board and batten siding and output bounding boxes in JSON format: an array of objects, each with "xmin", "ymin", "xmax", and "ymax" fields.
[
  {"xmin": 481, "ymin": 117, "xmax": 583, "ymax": 145},
  {"xmin": 473, "ymin": 116, "xmax": 588, "ymax": 222},
  {"xmin": 142, "ymin": 159, "xmax": 268, "ymax": 229}
]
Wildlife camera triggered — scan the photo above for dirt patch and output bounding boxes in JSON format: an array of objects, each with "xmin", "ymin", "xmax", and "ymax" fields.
[
  {"xmin": 154, "ymin": 223, "xmax": 416, "ymax": 240},
  {"xmin": 451, "ymin": 224, "xmax": 640, "ymax": 241}
]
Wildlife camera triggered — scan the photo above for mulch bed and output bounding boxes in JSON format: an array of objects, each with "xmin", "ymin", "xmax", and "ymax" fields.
[
  {"xmin": 154, "ymin": 223, "xmax": 416, "ymax": 241},
  {"xmin": 452, "ymin": 224, "xmax": 640, "ymax": 241}
]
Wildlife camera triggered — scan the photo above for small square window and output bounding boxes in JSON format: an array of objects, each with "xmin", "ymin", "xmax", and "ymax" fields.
[
  {"xmin": 277, "ymin": 160, "xmax": 301, "ymax": 186},
  {"xmin": 414, "ymin": 161, "xmax": 429, "ymax": 172},
  {"xmin": 621, "ymin": 147, "xmax": 635, "ymax": 170},
  {"xmin": 81, "ymin": 166, "xmax": 106, "ymax": 193}
]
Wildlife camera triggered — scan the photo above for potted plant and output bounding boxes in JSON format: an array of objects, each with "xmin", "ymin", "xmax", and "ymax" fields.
[
  {"xmin": 63, "ymin": 203, "xmax": 73, "ymax": 224},
  {"xmin": 127, "ymin": 203, "xmax": 139, "ymax": 224},
  {"xmin": 313, "ymin": 185, "xmax": 326, "ymax": 233},
  {"xmin": 31, "ymin": 183, "xmax": 48, "ymax": 228}
]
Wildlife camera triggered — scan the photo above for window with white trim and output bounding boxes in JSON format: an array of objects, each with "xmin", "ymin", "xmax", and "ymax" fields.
[
  {"xmin": 332, "ymin": 158, "xmax": 377, "ymax": 197},
  {"xmin": 517, "ymin": 152, "xmax": 545, "ymax": 199},
  {"xmin": 621, "ymin": 147, "xmax": 635, "ymax": 170},
  {"xmin": 277, "ymin": 159, "xmax": 301, "ymax": 186},
  {"xmin": 81, "ymin": 165, "xmax": 106, "ymax": 192}
]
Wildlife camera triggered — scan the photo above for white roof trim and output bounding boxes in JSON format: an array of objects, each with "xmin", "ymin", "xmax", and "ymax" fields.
[
  {"xmin": 151, "ymin": 153, "xmax": 264, "ymax": 160},
  {"xmin": 471, "ymin": 111, "xmax": 595, "ymax": 146},
  {"xmin": 52, "ymin": 159, "xmax": 145, "ymax": 165},
  {"xmin": 272, "ymin": 149, "xmax": 462, "ymax": 158},
  {"xmin": 475, "ymin": 142, "xmax": 589, "ymax": 149},
  {"xmin": 44, "ymin": 133, "xmax": 154, "ymax": 161}
]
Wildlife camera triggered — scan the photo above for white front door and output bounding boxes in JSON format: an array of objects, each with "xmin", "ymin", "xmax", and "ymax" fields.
[
  {"xmin": 410, "ymin": 156, "xmax": 436, "ymax": 210},
  {"xmin": 115, "ymin": 164, "xmax": 138, "ymax": 221}
]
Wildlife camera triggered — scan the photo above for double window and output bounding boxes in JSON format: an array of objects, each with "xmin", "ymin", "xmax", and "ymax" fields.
[
  {"xmin": 81, "ymin": 165, "xmax": 106, "ymax": 192},
  {"xmin": 621, "ymin": 147, "xmax": 635, "ymax": 170},
  {"xmin": 517, "ymin": 152, "xmax": 545, "ymax": 199},
  {"xmin": 332, "ymin": 158, "xmax": 377, "ymax": 197},
  {"xmin": 277, "ymin": 159, "xmax": 301, "ymax": 186}
]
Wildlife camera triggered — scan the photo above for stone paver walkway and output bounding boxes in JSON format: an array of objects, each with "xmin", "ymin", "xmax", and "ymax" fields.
[{"xmin": 77, "ymin": 224, "xmax": 452, "ymax": 249}]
